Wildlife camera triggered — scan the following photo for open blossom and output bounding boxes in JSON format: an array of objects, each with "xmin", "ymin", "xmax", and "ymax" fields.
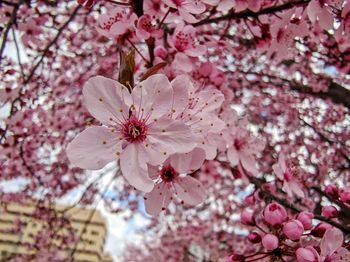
[
  {"xmin": 96, "ymin": 7, "xmax": 137, "ymax": 38},
  {"xmin": 144, "ymin": 148, "xmax": 206, "ymax": 215},
  {"xmin": 171, "ymin": 75, "xmax": 225, "ymax": 160},
  {"xmin": 273, "ymin": 153, "xmax": 304, "ymax": 198},
  {"xmin": 66, "ymin": 74, "xmax": 196, "ymax": 192},
  {"xmin": 18, "ymin": 19, "xmax": 43, "ymax": 47},
  {"xmin": 163, "ymin": 0, "xmax": 206, "ymax": 23},
  {"xmin": 226, "ymin": 121, "xmax": 265, "ymax": 175},
  {"xmin": 136, "ymin": 14, "xmax": 163, "ymax": 40},
  {"xmin": 169, "ymin": 24, "xmax": 207, "ymax": 72}
]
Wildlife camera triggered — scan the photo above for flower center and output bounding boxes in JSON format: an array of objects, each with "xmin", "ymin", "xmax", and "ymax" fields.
[
  {"xmin": 122, "ymin": 116, "xmax": 148, "ymax": 143},
  {"xmin": 160, "ymin": 166, "xmax": 178, "ymax": 182},
  {"xmin": 234, "ymin": 139, "xmax": 245, "ymax": 151}
]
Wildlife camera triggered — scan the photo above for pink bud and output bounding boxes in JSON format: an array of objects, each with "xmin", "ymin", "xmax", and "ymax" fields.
[
  {"xmin": 248, "ymin": 232, "xmax": 261, "ymax": 243},
  {"xmin": 244, "ymin": 194, "xmax": 255, "ymax": 205},
  {"xmin": 322, "ymin": 205, "xmax": 338, "ymax": 218},
  {"xmin": 297, "ymin": 211, "xmax": 313, "ymax": 230},
  {"xmin": 283, "ymin": 219, "xmax": 304, "ymax": 240},
  {"xmin": 262, "ymin": 234, "xmax": 279, "ymax": 251},
  {"xmin": 311, "ymin": 222, "xmax": 332, "ymax": 237},
  {"xmin": 339, "ymin": 188, "xmax": 350, "ymax": 205},
  {"xmin": 240, "ymin": 209, "xmax": 255, "ymax": 226},
  {"xmin": 325, "ymin": 185, "xmax": 339, "ymax": 199},
  {"xmin": 263, "ymin": 202, "xmax": 287, "ymax": 226},
  {"xmin": 296, "ymin": 247, "xmax": 319, "ymax": 262}
]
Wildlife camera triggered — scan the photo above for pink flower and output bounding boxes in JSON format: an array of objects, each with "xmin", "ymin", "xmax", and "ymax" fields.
[
  {"xmin": 296, "ymin": 246, "xmax": 320, "ymax": 262},
  {"xmin": 171, "ymin": 75, "xmax": 225, "ymax": 159},
  {"xmin": 18, "ymin": 19, "xmax": 43, "ymax": 47},
  {"xmin": 144, "ymin": 148, "xmax": 206, "ymax": 215},
  {"xmin": 297, "ymin": 211, "xmax": 314, "ymax": 230},
  {"xmin": 263, "ymin": 202, "xmax": 288, "ymax": 226},
  {"xmin": 136, "ymin": 14, "xmax": 163, "ymax": 40},
  {"xmin": 97, "ymin": 7, "xmax": 137, "ymax": 38},
  {"xmin": 226, "ymin": 124, "xmax": 265, "ymax": 175},
  {"xmin": 240, "ymin": 209, "xmax": 255, "ymax": 226},
  {"xmin": 272, "ymin": 153, "xmax": 304, "ymax": 198},
  {"xmin": 248, "ymin": 232, "xmax": 261, "ymax": 243},
  {"xmin": 283, "ymin": 219, "xmax": 304, "ymax": 241},
  {"xmin": 322, "ymin": 206, "xmax": 338, "ymax": 218},
  {"xmin": 66, "ymin": 74, "xmax": 196, "ymax": 192},
  {"xmin": 262, "ymin": 234, "xmax": 279, "ymax": 251},
  {"xmin": 169, "ymin": 24, "xmax": 207, "ymax": 72},
  {"xmin": 163, "ymin": 0, "xmax": 206, "ymax": 23}
]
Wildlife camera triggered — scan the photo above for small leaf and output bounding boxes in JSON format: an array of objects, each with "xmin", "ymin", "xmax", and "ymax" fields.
[
  {"xmin": 118, "ymin": 49, "xmax": 135, "ymax": 92},
  {"xmin": 140, "ymin": 62, "xmax": 167, "ymax": 81}
]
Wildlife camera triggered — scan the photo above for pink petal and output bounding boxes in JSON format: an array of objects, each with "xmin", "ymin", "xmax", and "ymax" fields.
[
  {"xmin": 132, "ymin": 74, "xmax": 173, "ymax": 123},
  {"xmin": 227, "ymin": 147, "xmax": 239, "ymax": 166},
  {"xmin": 170, "ymin": 148, "xmax": 206, "ymax": 174},
  {"xmin": 240, "ymin": 153, "xmax": 258, "ymax": 175},
  {"xmin": 174, "ymin": 176, "xmax": 206, "ymax": 205},
  {"xmin": 217, "ymin": 0, "xmax": 234, "ymax": 12},
  {"xmin": 147, "ymin": 117, "xmax": 197, "ymax": 156},
  {"xmin": 290, "ymin": 181, "xmax": 305, "ymax": 198},
  {"xmin": 278, "ymin": 153, "xmax": 287, "ymax": 171},
  {"xmin": 193, "ymin": 89, "xmax": 225, "ymax": 114},
  {"xmin": 148, "ymin": 164, "xmax": 160, "ymax": 180},
  {"xmin": 66, "ymin": 126, "xmax": 122, "ymax": 170},
  {"xmin": 197, "ymin": 135, "xmax": 220, "ymax": 160},
  {"xmin": 120, "ymin": 143, "xmax": 154, "ymax": 192},
  {"xmin": 83, "ymin": 76, "xmax": 129, "ymax": 125},
  {"xmin": 321, "ymin": 228, "xmax": 344, "ymax": 258},
  {"xmin": 171, "ymin": 75, "xmax": 191, "ymax": 118},
  {"xmin": 178, "ymin": 8, "xmax": 198, "ymax": 23},
  {"xmin": 144, "ymin": 182, "xmax": 173, "ymax": 215},
  {"xmin": 185, "ymin": 45, "xmax": 207, "ymax": 57},
  {"xmin": 173, "ymin": 53, "xmax": 193, "ymax": 72},
  {"xmin": 272, "ymin": 163, "xmax": 284, "ymax": 180},
  {"xmin": 183, "ymin": 2, "xmax": 206, "ymax": 14}
]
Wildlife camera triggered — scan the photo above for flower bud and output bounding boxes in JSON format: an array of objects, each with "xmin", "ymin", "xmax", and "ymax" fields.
[
  {"xmin": 244, "ymin": 194, "xmax": 255, "ymax": 205},
  {"xmin": 296, "ymin": 247, "xmax": 319, "ymax": 262},
  {"xmin": 240, "ymin": 209, "xmax": 255, "ymax": 226},
  {"xmin": 325, "ymin": 185, "xmax": 338, "ymax": 199},
  {"xmin": 283, "ymin": 219, "xmax": 304, "ymax": 240},
  {"xmin": 263, "ymin": 202, "xmax": 287, "ymax": 226},
  {"xmin": 339, "ymin": 188, "xmax": 350, "ymax": 205},
  {"xmin": 322, "ymin": 205, "xmax": 338, "ymax": 218},
  {"xmin": 297, "ymin": 211, "xmax": 313, "ymax": 230},
  {"xmin": 262, "ymin": 234, "xmax": 279, "ymax": 251},
  {"xmin": 248, "ymin": 232, "xmax": 262, "ymax": 243},
  {"xmin": 311, "ymin": 222, "xmax": 332, "ymax": 237}
]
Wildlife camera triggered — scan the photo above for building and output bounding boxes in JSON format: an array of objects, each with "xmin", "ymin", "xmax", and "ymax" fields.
[{"xmin": 0, "ymin": 202, "xmax": 113, "ymax": 262}]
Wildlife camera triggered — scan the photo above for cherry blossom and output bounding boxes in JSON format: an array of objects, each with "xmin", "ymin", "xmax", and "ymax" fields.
[
  {"xmin": 66, "ymin": 74, "xmax": 197, "ymax": 192},
  {"xmin": 273, "ymin": 153, "xmax": 304, "ymax": 198},
  {"xmin": 144, "ymin": 148, "xmax": 206, "ymax": 215}
]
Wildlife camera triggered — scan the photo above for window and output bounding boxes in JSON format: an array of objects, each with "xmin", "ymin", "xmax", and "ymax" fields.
[{"xmin": 91, "ymin": 230, "xmax": 99, "ymax": 236}]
